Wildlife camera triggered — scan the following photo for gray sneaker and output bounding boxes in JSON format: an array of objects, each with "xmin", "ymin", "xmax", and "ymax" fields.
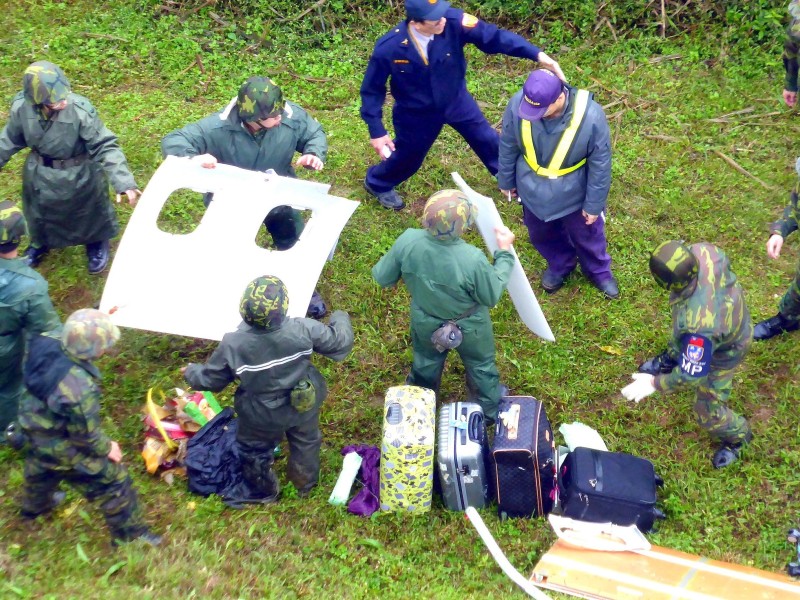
[{"xmin": 363, "ymin": 179, "xmax": 404, "ymax": 210}]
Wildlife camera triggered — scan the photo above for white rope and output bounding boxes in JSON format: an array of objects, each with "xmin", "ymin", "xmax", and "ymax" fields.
[{"xmin": 465, "ymin": 507, "xmax": 552, "ymax": 600}]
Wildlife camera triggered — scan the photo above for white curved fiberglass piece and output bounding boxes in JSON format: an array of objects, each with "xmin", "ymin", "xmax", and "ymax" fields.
[{"xmin": 100, "ymin": 156, "xmax": 359, "ymax": 341}]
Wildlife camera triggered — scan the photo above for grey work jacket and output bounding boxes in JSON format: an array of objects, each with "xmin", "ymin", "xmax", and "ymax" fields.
[
  {"xmin": 497, "ymin": 86, "xmax": 612, "ymax": 221},
  {"xmin": 184, "ymin": 311, "xmax": 354, "ymax": 406}
]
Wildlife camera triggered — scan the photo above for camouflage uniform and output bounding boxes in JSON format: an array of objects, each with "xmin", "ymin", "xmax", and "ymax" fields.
[
  {"xmin": 18, "ymin": 310, "xmax": 149, "ymax": 541},
  {"xmin": 784, "ymin": 2, "xmax": 800, "ymax": 95},
  {"xmin": 0, "ymin": 62, "xmax": 137, "ymax": 251},
  {"xmin": 371, "ymin": 190, "xmax": 514, "ymax": 420},
  {"xmin": 0, "ymin": 201, "xmax": 60, "ymax": 431},
  {"xmin": 161, "ymin": 77, "xmax": 327, "ymax": 250},
  {"xmin": 184, "ymin": 276, "xmax": 354, "ymax": 501},
  {"xmin": 769, "ymin": 182, "xmax": 800, "ymax": 322},
  {"xmin": 651, "ymin": 243, "xmax": 753, "ymax": 445}
]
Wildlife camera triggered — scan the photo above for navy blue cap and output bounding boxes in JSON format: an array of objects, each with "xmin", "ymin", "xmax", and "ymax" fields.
[{"xmin": 405, "ymin": 0, "xmax": 450, "ymax": 20}]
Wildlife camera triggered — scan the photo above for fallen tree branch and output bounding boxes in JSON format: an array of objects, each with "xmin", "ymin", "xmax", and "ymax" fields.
[
  {"xmin": 282, "ymin": 0, "xmax": 326, "ymax": 22},
  {"xmin": 643, "ymin": 134, "xmax": 681, "ymax": 142},
  {"xmin": 81, "ymin": 32, "xmax": 129, "ymax": 43},
  {"xmin": 713, "ymin": 150, "xmax": 775, "ymax": 190}
]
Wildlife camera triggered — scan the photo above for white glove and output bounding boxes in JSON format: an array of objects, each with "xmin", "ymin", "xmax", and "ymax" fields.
[{"xmin": 621, "ymin": 373, "xmax": 656, "ymax": 403}]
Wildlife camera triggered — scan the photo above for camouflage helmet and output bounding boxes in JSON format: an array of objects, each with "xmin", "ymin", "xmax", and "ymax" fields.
[
  {"xmin": 0, "ymin": 200, "xmax": 27, "ymax": 247},
  {"xmin": 239, "ymin": 275, "xmax": 289, "ymax": 330},
  {"xmin": 22, "ymin": 61, "xmax": 70, "ymax": 106},
  {"xmin": 62, "ymin": 309, "xmax": 120, "ymax": 360},
  {"xmin": 421, "ymin": 189, "xmax": 477, "ymax": 240},
  {"xmin": 236, "ymin": 76, "xmax": 284, "ymax": 122},
  {"xmin": 649, "ymin": 240, "xmax": 698, "ymax": 292}
]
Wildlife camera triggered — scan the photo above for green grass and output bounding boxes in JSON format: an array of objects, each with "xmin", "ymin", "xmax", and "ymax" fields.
[{"xmin": 1, "ymin": 2, "xmax": 799, "ymax": 598}]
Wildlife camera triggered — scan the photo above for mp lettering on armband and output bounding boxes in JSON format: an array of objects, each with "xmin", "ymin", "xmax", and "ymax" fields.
[{"xmin": 679, "ymin": 333, "xmax": 712, "ymax": 378}]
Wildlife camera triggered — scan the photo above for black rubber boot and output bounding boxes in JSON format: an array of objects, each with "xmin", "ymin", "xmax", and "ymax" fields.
[
  {"xmin": 638, "ymin": 350, "xmax": 677, "ymax": 375},
  {"xmin": 712, "ymin": 431, "xmax": 753, "ymax": 469},
  {"xmin": 753, "ymin": 313, "xmax": 799, "ymax": 341},
  {"xmin": 112, "ymin": 527, "xmax": 163, "ymax": 547},
  {"xmin": 86, "ymin": 240, "xmax": 110, "ymax": 274},
  {"xmin": 20, "ymin": 491, "xmax": 67, "ymax": 519},
  {"xmin": 23, "ymin": 245, "xmax": 49, "ymax": 268},
  {"xmin": 306, "ymin": 289, "xmax": 328, "ymax": 319}
]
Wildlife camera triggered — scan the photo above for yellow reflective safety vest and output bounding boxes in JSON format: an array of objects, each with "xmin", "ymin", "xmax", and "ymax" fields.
[{"xmin": 521, "ymin": 89, "xmax": 591, "ymax": 179}]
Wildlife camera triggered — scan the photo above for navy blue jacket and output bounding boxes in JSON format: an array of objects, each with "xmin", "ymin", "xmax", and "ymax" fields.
[{"xmin": 360, "ymin": 8, "xmax": 541, "ymax": 139}]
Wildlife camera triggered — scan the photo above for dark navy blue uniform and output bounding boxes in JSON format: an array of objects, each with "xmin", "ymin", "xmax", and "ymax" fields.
[{"xmin": 360, "ymin": 8, "xmax": 541, "ymax": 193}]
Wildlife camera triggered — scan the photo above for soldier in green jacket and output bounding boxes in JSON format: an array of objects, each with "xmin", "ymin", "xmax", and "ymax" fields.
[
  {"xmin": 783, "ymin": 1, "xmax": 800, "ymax": 107},
  {"xmin": 371, "ymin": 190, "xmax": 515, "ymax": 422},
  {"xmin": 753, "ymin": 175, "xmax": 800, "ymax": 340},
  {"xmin": 161, "ymin": 77, "xmax": 329, "ymax": 318},
  {"xmin": 183, "ymin": 276, "xmax": 354, "ymax": 505},
  {"xmin": 19, "ymin": 309, "xmax": 160, "ymax": 545},
  {"xmin": 622, "ymin": 241, "xmax": 753, "ymax": 469},
  {"xmin": 0, "ymin": 200, "xmax": 60, "ymax": 432},
  {"xmin": 0, "ymin": 61, "xmax": 141, "ymax": 274}
]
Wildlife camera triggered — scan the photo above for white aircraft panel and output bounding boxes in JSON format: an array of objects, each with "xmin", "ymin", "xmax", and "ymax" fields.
[
  {"xmin": 451, "ymin": 172, "xmax": 555, "ymax": 342},
  {"xmin": 100, "ymin": 156, "xmax": 359, "ymax": 341}
]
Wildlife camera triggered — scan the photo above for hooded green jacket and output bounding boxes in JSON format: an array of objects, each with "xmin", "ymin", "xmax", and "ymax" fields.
[
  {"xmin": 161, "ymin": 100, "xmax": 327, "ymax": 178},
  {"xmin": 0, "ymin": 92, "xmax": 137, "ymax": 247},
  {"xmin": 0, "ymin": 257, "xmax": 61, "ymax": 429}
]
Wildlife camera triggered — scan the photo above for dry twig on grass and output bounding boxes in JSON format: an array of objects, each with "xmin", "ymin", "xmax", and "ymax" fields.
[{"xmin": 713, "ymin": 150, "xmax": 775, "ymax": 190}]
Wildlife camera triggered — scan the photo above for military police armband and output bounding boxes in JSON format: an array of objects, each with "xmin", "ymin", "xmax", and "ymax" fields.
[{"xmin": 678, "ymin": 333, "xmax": 712, "ymax": 378}]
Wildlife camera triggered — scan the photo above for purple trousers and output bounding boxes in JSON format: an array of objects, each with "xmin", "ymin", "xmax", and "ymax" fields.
[{"xmin": 522, "ymin": 205, "xmax": 613, "ymax": 283}]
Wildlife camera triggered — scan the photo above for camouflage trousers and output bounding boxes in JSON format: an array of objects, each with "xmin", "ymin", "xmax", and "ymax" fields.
[
  {"xmin": 693, "ymin": 364, "xmax": 751, "ymax": 444},
  {"xmin": 21, "ymin": 454, "xmax": 147, "ymax": 540},
  {"xmin": 236, "ymin": 404, "xmax": 322, "ymax": 496},
  {"xmin": 778, "ymin": 259, "xmax": 800, "ymax": 322}
]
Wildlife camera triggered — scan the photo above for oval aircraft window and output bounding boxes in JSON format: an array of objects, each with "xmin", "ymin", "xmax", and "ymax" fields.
[
  {"xmin": 156, "ymin": 188, "xmax": 207, "ymax": 235},
  {"xmin": 256, "ymin": 205, "xmax": 312, "ymax": 251}
]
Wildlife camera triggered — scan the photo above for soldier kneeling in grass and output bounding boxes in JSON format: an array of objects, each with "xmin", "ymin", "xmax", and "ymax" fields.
[
  {"xmin": 183, "ymin": 276, "xmax": 354, "ymax": 505},
  {"xmin": 17, "ymin": 309, "xmax": 161, "ymax": 546}
]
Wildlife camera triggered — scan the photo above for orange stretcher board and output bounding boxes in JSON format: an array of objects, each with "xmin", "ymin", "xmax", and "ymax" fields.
[{"xmin": 531, "ymin": 540, "xmax": 800, "ymax": 600}]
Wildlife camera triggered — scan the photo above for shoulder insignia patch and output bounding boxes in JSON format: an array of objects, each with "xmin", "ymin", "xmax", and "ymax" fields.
[
  {"xmin": 401, "ymin": 38, "xmax": 409, "ymax": 46},
  {"xmin": 462, "ymin": 13, "xmax": 478, "ymax": 28},
  {"xmin": 678, "ymin": 333, "xmax": 712, "ymax": 378}
]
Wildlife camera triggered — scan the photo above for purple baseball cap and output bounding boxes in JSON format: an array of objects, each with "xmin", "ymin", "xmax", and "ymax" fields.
[
  {"xmin": 518, "ymin": 69, "xmax": 563, "ymax": 121},
  {"xmin": 405, "ymin": 0, "xmax": 450, "ymax": 20}
]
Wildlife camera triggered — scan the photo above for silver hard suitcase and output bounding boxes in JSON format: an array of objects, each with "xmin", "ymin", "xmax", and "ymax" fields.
[{"xmin": 436, "ymin": 402, "xmax": 490, "ymax": 511}]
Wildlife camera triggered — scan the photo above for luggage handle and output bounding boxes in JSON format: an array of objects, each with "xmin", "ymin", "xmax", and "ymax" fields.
[
  {"xmin": 385, "ymin": 402, "xmax": 403, "ymax": 425},
  {"xmin": 468, "ymin": 412, "xmax": 484, "ymax": 443},
  {"xmin": 591, "ymin": 451, "xmax": 604, "ymax": 493}
]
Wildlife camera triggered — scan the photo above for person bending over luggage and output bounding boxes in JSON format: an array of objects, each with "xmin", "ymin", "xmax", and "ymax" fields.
[
  {"xmin": 371, "ymin": 190, "xmax": 515, "ymax": 423},
  {"xmin": 18, "ymin": 309, "xmax": 160, "ymax": 546},
  {"xmin": 183, "ymin": 276, "xmax": 354, "ymax": 504},
  {"xmin": 621, "ymin": 241, "xmax": 753, "ymax": 469}
]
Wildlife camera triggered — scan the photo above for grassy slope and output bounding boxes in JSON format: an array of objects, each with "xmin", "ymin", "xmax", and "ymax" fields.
[{"xmin": 0, "ymin": 1, "xmax": 798, "ymax": 598}]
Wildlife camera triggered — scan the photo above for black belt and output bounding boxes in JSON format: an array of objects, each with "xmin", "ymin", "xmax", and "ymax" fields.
[{"xmin": 32, "ymin": 151, "xmax": 88, "ymax": 169}]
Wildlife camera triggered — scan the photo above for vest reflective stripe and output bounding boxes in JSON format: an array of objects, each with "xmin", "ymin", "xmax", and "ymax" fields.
[{"xmin": 521, "ymin": 89, "xmax": 591, "ymax": 179}]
